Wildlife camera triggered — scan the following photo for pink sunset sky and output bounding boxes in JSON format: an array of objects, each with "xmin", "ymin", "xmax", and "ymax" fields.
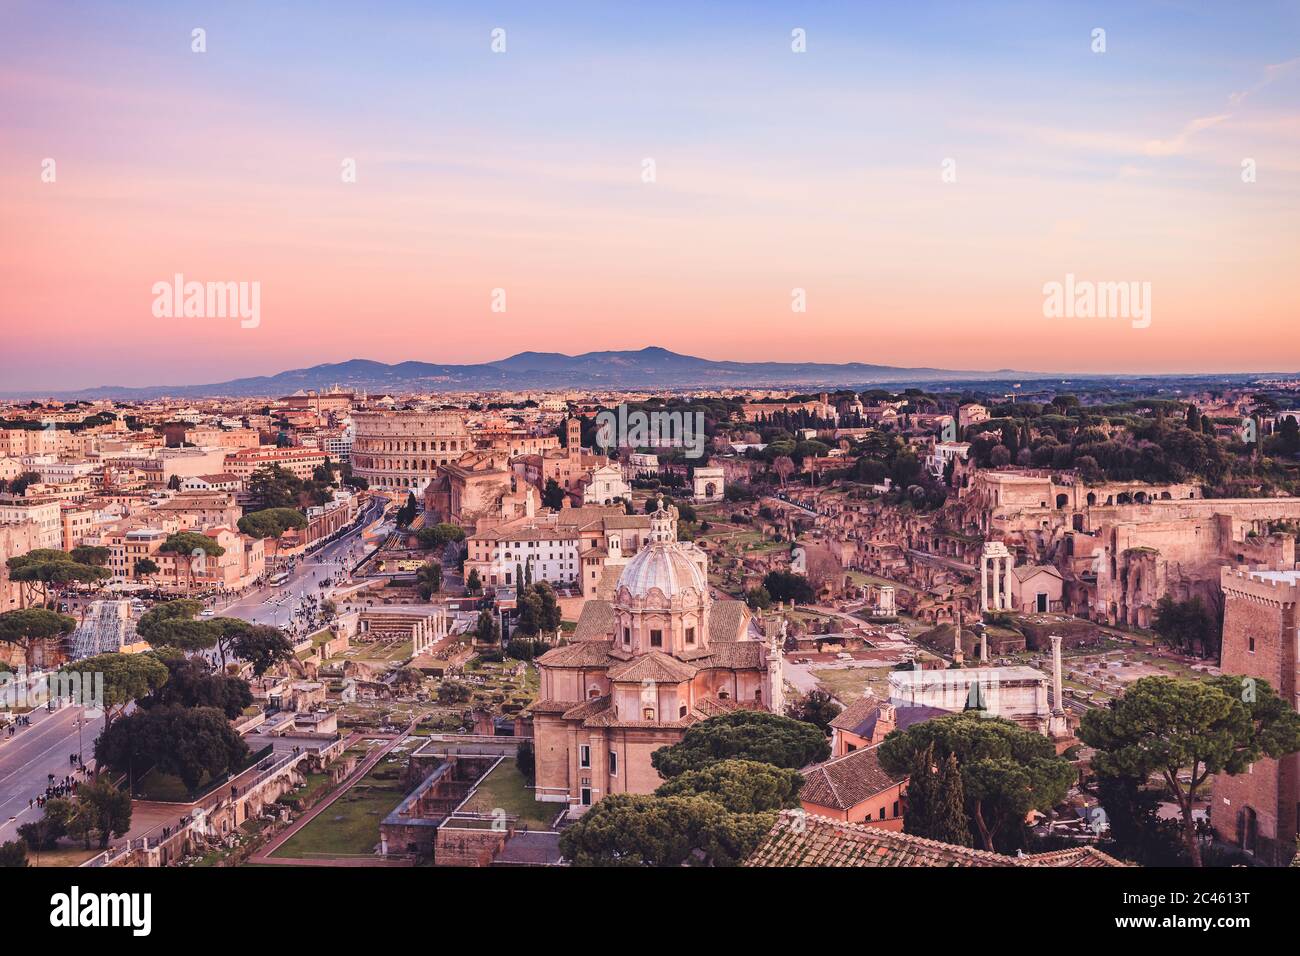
[{"xmin": 2, "ymin": 2, "xmax": 1298, "ymax": 391}]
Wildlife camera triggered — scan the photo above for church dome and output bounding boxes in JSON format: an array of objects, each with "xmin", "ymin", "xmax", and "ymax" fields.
[{"xmin": 617, "ymin": 541, "xmax": 707, "ymax": 601}]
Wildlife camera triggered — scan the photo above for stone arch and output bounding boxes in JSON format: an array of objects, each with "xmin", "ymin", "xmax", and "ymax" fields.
[{"xmin": 1055, "ymin": 493, "xmax": 1068, "ymax": 509}]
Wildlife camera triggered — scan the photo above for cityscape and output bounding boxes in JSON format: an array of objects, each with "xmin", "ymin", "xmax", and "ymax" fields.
[{"xmin": 2, "ymin": 0, "xmax": 1298, "ymax": 934}]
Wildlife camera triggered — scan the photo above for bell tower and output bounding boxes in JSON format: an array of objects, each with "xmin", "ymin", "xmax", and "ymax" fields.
[{"xmin": 566, "ymin": 418, "xmax": 582, "ymax": 458}]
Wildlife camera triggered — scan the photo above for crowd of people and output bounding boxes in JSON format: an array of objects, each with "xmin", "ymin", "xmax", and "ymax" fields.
[{"xmin": 29, "ymin": 762, "xmax": 90, "ymax": 810}]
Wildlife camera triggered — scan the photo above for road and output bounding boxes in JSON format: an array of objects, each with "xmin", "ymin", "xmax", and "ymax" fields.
[
  {"xmin": 0, "ymin": 704, "xmax": 102, "ymax": 840},
  {"xmin": 0, "ymin": 497, "xmax": 386, "ymax": 842},
  {"xmin": 218, "ymin": 497, "xmax": 387, "ymax": 630}
]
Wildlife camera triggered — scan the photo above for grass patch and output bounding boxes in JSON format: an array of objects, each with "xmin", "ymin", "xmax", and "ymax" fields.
[
  {"xmin": 459, "ymin": 758, "xmax": 554, "ymax": 829},
  {"xmin": 270, "ymin": 754, "xmax": 407, "ymax": 859},
  {"xmin": 812, "ymin": 665, "xmax": 895, "ymax": 704},
  {"xmin": 27, "ymin": 845, "xmax": 99, "ymax": 867},
  {"xmin": 277, "ymin": 771, "xmax": 336, "ymax": 808}
]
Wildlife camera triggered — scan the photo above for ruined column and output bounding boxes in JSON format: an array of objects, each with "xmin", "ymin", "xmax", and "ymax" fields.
[
  {"xmin": 1050, "ymin": 635, "xmax": 1064, "ymax": 714},
  {"xmin": 1047, "ymin": 634, "xmax": 1070, "ymax": 737},
  {"xmin": 980, "ymin": 556, "xmax": 989, "ymax": 612},
  {"xmin": 979, "ymin": 632, "xmax": 988, "ymax": 664},
  {"xmin": 991, "ymin": 559, "xmax": 1002, "ymax": 611}
]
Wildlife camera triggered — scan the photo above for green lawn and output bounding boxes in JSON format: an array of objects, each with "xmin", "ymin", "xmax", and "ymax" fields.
[
  {"xmin": 269, "ymin": 755, "xmax": 407, "ymax": 859},
  {"xmin": 459, "ymin": 758, "xmax": 554, "ymax": 829},
  {"xmin": 277, "ymin": 771, "xmax": 336, "ymax": 808}
]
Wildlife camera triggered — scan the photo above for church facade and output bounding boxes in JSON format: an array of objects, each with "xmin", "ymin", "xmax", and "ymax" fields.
[{"xmin": 531, "ymin": 498, "xmax": 784, "ymax": 808}]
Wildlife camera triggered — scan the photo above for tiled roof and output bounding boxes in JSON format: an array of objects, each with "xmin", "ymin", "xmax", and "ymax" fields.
[
  {"xmin": 529, "ymin": 698, "xmax": 583, "ymax": 715},
  {"xmin": 829, "ymin": 697, "xmax": 880, "ymax": 736},
  {"xmin": 561, "ymin": 695, "xmax": 612, "ymax": 721},
  {"xmin": 594, "ymin": 566, "xmax": 623, "ymax": 602},
  {"xmin": 708, "ymin": 601, "xmax": 749, "ymax": 642},
  {"xmin": 799, "ymin": 745, "xmax": 907, "ymax": 812},
  {"xmin": 572, "ymin": 601, "xmax": 616, "ymax": 642},
  {"xmin": 896, "ymin": 705, "xmax": 951, "ymax": 731},
  {"xmin": 690, "ymin": 641, "xmax": 766, "ymax": 670},
  {"xmin": 746, "ymin": 811, "xmax": 1127, "ymax": 867},
  {"xmin": 606, "ymin": 651, "xmax": 697, "ymax": 684},
  {"xmin": 535, "ymin": 640, "xmax": 613, "ymax": 668},
  {"xmin": 1012, "ymin": 564, "xmax": 1063, "ymax": 582}
]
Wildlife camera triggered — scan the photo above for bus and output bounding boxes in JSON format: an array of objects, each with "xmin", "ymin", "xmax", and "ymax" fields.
[{"xmin": 269, "ymin": 571, "xmax": 290, "ymax": 588}]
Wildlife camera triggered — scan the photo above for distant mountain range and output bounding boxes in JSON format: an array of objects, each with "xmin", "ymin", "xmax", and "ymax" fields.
[{"xmin": 3, "ymin": 348, "xmax": 1068, "ymax": 400}]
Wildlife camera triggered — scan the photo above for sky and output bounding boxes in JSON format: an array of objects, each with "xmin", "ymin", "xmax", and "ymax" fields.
[{"xmin": 1, "ymin": 0, "xmax": 1299, "ymax": 391}]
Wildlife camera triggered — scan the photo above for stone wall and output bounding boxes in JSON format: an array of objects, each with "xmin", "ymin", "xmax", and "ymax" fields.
[{"xmin": 1211, "ymin": 568, "xmax": 1299, "ymax": 865}]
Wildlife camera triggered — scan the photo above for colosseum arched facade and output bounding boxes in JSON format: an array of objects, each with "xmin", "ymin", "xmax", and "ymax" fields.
[{"xmin": 351, "ymin": 409, "xmax": 471, "ymax": 493}]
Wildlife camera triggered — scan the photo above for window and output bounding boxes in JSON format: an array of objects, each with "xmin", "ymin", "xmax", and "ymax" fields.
[
  {"xmin": 892, "ymin": 800, "xmax": 900, "ymax": 817},
  {"xmin": 650, "ymin": 629, "xmax": 663, "ymax": 648},
  {"xmin": 609, "ymin": 751, "xmax": 618, "ymax": 777},
  {"xmin": 643, "ymin": 707, "xmax": 655, "ymax": 721},
  {"xmin": 579, "ymin": 745, "xmax": 591, "ymax": 769},
  {"xmin": 679, "ymin": 705, "xmax": 687, "ymax": 718},
  {"xmin": 879, "ymin": 807, "xmax": 886, "ymax": 820},
  {"xmin": 623, "ymin": 627, "xmax": 631, "ymax": 645},
  {"xmin": 1249, "ymin": 635, "xmax": 1256, "ymax": 653},
  {"xmin": 685, "ymin": 626, "xmax": 696, "ymax": 645}
]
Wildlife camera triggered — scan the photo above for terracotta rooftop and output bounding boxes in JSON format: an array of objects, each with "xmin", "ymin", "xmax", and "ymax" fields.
[
  {"xmin": 746, "ymin": 811, "xmax": 1127, "ymax": 868},
  {"xmin": 535, "ymin": 639, "xmax": 613, "ymax": 668},
  {"xmin": 829, "ymin": 697, "xmax": 881, "ymax": 736},
  {"xmin": 800, "ymin": 745, "xmax": 907, "ymax": 812},
  {"xmin": 606, "ymin": 651, "xmax": 698, "ymax": 684}
]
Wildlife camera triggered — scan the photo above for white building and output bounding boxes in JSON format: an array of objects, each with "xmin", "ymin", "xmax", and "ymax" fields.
[
  {"xmin": 888, "ymin": 665, "xmax": 1053, "ymax": 735},
  {"xmin": 0, "ymin": 498, "xmax": 61, "ymax": 550},
  {"xmin": 925, "ymin": 441, "xmax": 970, "ymax": 478},
  {"xmin": 582, "ymin": 463, "xmax": 630, "ymax": 505},
  {"xmin": 477, "ymin": 525, "xmax": 582, "ymax": 588},
  {"xmin": 623, "ymin": 452, "xmax": 660, "ymax": 479}
]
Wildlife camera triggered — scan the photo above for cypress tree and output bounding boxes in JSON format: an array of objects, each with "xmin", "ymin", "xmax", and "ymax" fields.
[
  {"xmin": 930, "ymin": 751, "xmax": 973, "ymax": 847},
  {"xmin": 902, "ymin": 743, "xmax": 936, "ymax": 839}
]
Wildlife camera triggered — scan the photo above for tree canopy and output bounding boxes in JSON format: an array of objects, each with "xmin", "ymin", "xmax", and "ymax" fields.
[
  {"xmin": 0, "ymin": 608, "xmax": 76, "ymax": 667},
  {"xmin": 1080, "ymin": 674, "xmax": 1300, "ymax": 866},
  {"xmin": 653, "ymin": 758, "xmax": 804, "ymax": 813},
  {"xmin": 878, "ymin": 712, "xmax": 1074, "ymax": 853},
  {"xmin": 515, "ymin": 582, "xmax": 562, "ymax": 637},
  {"xmin": 650, "ymin": 711, "xmax": 830, "ymax": 779},
  {"xmin": 557, "ymin": 793, "xmax": 774, "ymax": 867},
  {"xmin": 5, "ymin": 549, "xmax": 110, "ymax": 605},
  {"xmin": 95, "ymin": 705, "xmax": 250, "ymax": 794},
  {"xmin": 59, "ymin": 652, "xmax": 169, "ymax": 727},
  {"xmin": 139, "ymin": 655, "xmax": 253, "ymax": 718},
  {"xmin": 230, "ymin": 624, "xmax": 295, "ymax": 676},
  {"xmin": 237, "ymin": 507, "xmax": 307, "ymax": 542}
]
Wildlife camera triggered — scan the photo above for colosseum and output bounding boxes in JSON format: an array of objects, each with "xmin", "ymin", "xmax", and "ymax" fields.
[{"xmin": 350, "ymin": 409, "xmax": 472, "ymax": 493}]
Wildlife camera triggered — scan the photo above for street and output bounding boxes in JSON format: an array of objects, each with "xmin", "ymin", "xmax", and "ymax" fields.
[
  {"xmin": 0, "ymin": 497, "xmax": 386, "ymax": 843},
  {"xmin": 0, "ymin": 704, "xmax": 102, "ymax": 840},
  {"xmin": 217, "ymin": 497, "xmax": 387, "ymax": 629}
]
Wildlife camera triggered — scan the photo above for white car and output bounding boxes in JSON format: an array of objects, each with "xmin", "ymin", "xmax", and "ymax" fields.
[{"xmin": 199, "ymin": 609, "xmax": 216, "ymax": 618}]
